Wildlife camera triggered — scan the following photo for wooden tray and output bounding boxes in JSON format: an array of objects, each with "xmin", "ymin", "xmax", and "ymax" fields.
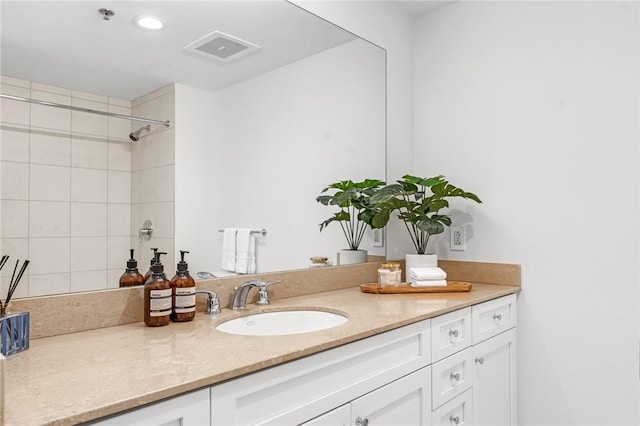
[{"xmin": 360, "ymin": 281, "xmax": 472, "ymax": 294}]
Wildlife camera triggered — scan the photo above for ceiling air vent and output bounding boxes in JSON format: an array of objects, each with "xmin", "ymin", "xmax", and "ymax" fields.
[{"xmin": 183, "ymin": 31, "xmax": 260, "ymax": 63}]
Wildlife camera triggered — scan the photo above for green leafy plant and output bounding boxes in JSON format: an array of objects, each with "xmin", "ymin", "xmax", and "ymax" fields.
[
  {"xmin": 371, "ymin": 175, "xmax": 482, "ymax": 254},
  {"xmin": 316, "ymin": 179, "xmax": 386, "ymax": 250}
]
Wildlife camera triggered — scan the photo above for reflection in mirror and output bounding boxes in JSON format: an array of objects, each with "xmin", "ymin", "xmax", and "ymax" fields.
[{"xmin": 0, "ymin": 1, "xmax": 386, "ymax": 298}]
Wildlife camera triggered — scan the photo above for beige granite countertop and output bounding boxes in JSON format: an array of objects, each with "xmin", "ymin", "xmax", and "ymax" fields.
[{"xmin": 3, "ymin": 282, "xmax": 519, "ymax": 426}]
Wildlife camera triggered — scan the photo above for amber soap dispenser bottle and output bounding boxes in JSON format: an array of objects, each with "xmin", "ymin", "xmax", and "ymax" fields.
[
  {"xmin": 119, "ymin": 249, "xmax": 145, "ymax": 287},
  {"xmin": 170, "ymin": 250, "xmax": 196, "ymax": 322},
  {"xmin": 144, "ymin": 252, "xmax": 171, "ymax": 327}
]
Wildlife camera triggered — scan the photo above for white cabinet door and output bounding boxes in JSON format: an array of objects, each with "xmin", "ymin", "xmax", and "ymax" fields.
[
  {"xmin": 472, "ymin": 328, "xmax": 517, "ymax": 426},
  {"xmin": 350, "ymin": 367, "xmax": 432, "ymax": 426},
  {"xmin": 91, "ymin": 388, "xmax": 210, "ymax": 426},
  {"xmin": 303, "ymin": 404, "xmax": 350, "ymax": 426}
]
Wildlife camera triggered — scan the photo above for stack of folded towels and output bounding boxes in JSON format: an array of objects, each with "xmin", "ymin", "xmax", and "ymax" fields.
[{"xmin": 408, "ymin": 267, "xmax": 447, "ymax": 287}]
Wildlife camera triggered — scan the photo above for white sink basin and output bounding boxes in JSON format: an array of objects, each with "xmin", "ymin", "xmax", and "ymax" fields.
[{"xmin": 215, "ymin": 310, "xmax": 348, "ymax": 336}]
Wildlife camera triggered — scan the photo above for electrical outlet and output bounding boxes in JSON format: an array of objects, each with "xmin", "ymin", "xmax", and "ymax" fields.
[
  {"xmin": 372, "ymin": 228, "xmax": 384, "ymax": 247},
  {"xmin": 450, "ymin": 226, "xmax": 466, "ymax": 251}
]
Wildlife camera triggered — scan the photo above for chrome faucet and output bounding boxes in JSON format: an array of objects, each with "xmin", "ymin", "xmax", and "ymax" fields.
[
  {"xmin": 195, "ymin": 290, "xmax": 220, "ymax": 315},
  {"xmin": 230, "ymin": 280, "xmax": 280, "ymax": 310}
]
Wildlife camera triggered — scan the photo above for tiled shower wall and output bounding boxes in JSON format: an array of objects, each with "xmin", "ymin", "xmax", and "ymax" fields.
[
  {"xmin": 0, "ymin": 77, "xmax": 175, "ymax": 297},
  {"xmin": 0, "ymin": 76, "xmax": 133, "ymax": 297},
  {"xmin": 130, "ymin": 85, "xmax": 176, "ymax": 274}
]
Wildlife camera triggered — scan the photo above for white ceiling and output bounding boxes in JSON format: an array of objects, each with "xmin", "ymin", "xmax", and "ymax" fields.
[
  {"xmin": 394, "ymin": 0, "xmax": 456, "ymax": 17},
  {"xmin": 0, "ymin": 1, "xmax": 357, "ymax": 100}
]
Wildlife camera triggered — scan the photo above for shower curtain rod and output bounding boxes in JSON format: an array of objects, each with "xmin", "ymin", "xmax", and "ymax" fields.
[{"xmin": 0, "ymin": 93, "xmax": 171, "ymax": 127}]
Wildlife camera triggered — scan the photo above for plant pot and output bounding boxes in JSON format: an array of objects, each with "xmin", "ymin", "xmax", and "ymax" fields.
[
  {"xmin": 405, "ymin": 253, "xmax": 438, "ymax": 273},
  {"xmin": 339, "ymin": 249, "xmax": 368, "ymax": 265}
]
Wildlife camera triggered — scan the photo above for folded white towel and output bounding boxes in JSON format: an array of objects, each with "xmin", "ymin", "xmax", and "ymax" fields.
[
  {"xmin": 221, "ymin": 228, "xmax": 237, "ymax": 272},
  {"xmin": 235, "ymin": 229, "xmax": 256, "ymax": 274},
  {"xmin": 411, "ymin": 279, "xmax": 448, "ymax": 287},
  {"xmin": 408, "ymin": 267, "xmax": 447, "ymax": 280}
]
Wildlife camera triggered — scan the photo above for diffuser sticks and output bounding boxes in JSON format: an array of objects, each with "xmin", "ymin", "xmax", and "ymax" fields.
[{"xmin": 0, "ymin": 256, "xmax": 29, "ymax": 315}]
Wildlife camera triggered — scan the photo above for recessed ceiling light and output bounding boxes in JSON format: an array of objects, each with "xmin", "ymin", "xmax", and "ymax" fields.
[{"xmin": 134, "ymin": 15, "xmax": 164, "ymax": 30}]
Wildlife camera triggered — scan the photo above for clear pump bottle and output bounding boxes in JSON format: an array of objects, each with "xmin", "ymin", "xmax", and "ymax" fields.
[
  {"xmin": 144, "ymin": 251, "xmax": 171, "ymax": 327},
  {"xmin": 170, "ymin": 250, "xmax": 196, "ymax": 322},
  {"xmin": 119, "ymin": 249, "xmax": 145, "ymax": 287}
]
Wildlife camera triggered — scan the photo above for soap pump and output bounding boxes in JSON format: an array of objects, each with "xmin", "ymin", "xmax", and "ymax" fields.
[
  {"xmin": 143, "ymin": 247, "xmax": 159, "ymax": 282},
  {"xmin": 170, "ymin": 250, "xmax": 196, "ymax": 322},
  {"xmin": 144, "ymin": 251, "xmax": 171, "ymax": 327},
  {"xmin": 119, "ymin": 249, "xmax": 145, "ymax": 287}
]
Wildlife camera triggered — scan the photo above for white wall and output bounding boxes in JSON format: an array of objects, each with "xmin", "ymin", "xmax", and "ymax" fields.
[
  {"xmin": 175, "ymin": 39, "xmax": 385, "ymax": 274},
  {"xmin": 414, "ymin": 1, "xmax": 639, "ymax": 425}
]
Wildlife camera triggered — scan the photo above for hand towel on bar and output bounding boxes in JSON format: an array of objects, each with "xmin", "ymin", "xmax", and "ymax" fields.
[
  {"xmin": 235, "ymin": 229, "xmax": 256, "ymax": 274},
  {"xmin": 408, "ymin": 267, "xmax": 447, "ymax": 281},
  {"xmin": 411, "ymin": 279, "xmax": 448, "ymax": 287},
  {"xmin": 221, "ymin": 228, "xmax": 237, "ymax": 272}
]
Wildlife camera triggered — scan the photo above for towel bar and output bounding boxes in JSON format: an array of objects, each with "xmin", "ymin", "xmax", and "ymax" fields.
[{"xmin": 218, "ymin": 229, "xmax": 267, "ymax": 236}]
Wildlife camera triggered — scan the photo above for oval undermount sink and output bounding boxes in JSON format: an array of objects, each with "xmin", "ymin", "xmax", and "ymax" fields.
[{"xmin": 215, "ymin": 310, "xmax": 348, "ymax": 336}]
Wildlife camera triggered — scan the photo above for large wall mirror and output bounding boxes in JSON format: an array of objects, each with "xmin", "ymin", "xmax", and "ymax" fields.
[{"xmin": 0, "ymin": 1, "xmax": 386, "ymax": 298}]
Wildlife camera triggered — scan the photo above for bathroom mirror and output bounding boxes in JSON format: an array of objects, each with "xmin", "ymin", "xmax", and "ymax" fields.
[{"xmin": 0, "ymin": 1, "xmax": 386, "ymax": 298}]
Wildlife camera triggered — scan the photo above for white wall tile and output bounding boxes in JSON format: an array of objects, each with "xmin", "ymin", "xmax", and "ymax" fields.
[
  {"xmin": 71, "ymin": 137, "xmax": 107, "ymax": 169},
  {"xmin": 70, "ymin": 202, "xmax": 107, "ymax": 237},
  {"xmin": 107, "ymin": 140, "xmax": 132, "ymax": 172},
  {"xmin": 107, "ymin": 204, "xmax": 130, "ymax": 236},
  {"xmin": 0, "ymin": 128, "xmax": 29, "ymax": 162},
  {"xmin": 108, "ymin": 236, "xmax": 130, "ymax": 270},
  {"xmin": 156, "ymin": 165, "xmax": 174, "ymax": 202},
  {"xmin": 0, "ymin": 272, "xmax": 29, "ymax": 299},
  {"xmin": 70, "ymin": 270, "xmax": 107, "ymax": 293},
  {"xmin": 71, "ymin": 90, "xmax": 108, "ymax": 103},
  {"xmin": 147, "ymin": 202, "xmax": 174, "ymax": 239},
  {"xmin": 30, "ymin": 164, "xmax": 70, "ymax": 201},
  {"xmin": 30, "ymin": 91, "xmax": 71, "ymax": 132},
  {"xmin": 0, "ymin": 238, "xmax": 28, "ymax": 278},
  {"xmin": 30, "ymin": 201, "xmax": 70, "ymax": 238},
  {"xmin": 70, "ymin": 168, "xmax": 106, "ymax": 202},
  {"xmin": 30, "ymin": 132, "xmax": 71, "ymax": 166},
  {"xmin": 1, "ymin": 200, "xmax": 28, "ymax": 238},
  {"xmin": 0, "ymin": 76, "xmax": 29, "ymax": 88},
  {"xmin": 71, "ymin": 98, "xmax": 108, "ymax": 137},
  {"xmin": 29, "ymin": 238, "xmax": 70, "ymax": 274},
  {"xmin": 30, "ymin": 83, "xmax": 71, "ymax": 96},
  {"xmin": 70, "ymin": 237, "xmax": 106, "ymax": 272},
  {"xmin": 29, "ymin": 273, "xmax": 70, "ymax": 296},
  {"xmin": 1, "ymin": 161, "xmax": 29, "ymax": 200},
  {"xmin": 108, "ymin": 104, "xmax": 132, "ymax": 142},
  {"xmin": 107, "ymin": 268, "xmax": 123, "ymax": 289},
  {"xmin": 0, "ymin": 85, "xmax": 30, "ymax": 126},
  {"xmin": 108, "ymin": 170, "xmax": 131, "ymax": 203},
  {"xmin": 151, "ymin": 128, "xmax": 175, "ymax": 168}
]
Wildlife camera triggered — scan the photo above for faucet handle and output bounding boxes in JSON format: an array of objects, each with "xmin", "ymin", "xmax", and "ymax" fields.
[
  {"xmin": 196, "ymin": 290, "xmax": 220, "ymax": 315},
  {"xmin": 255, "ymin": 280, "xmax": 281, "ymax": 306}
]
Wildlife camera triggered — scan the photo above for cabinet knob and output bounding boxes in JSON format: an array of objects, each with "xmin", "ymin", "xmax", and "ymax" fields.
[
  {"xmin": 493, "ymin": 313, "xmax": 502, "ymax": 321},
  {"xmin": 475, "ymin": 356, "xmax": 485, "ymax": 365},
  {"xmin": 356, "ymin": 416, "xmax": 369, "ymax": 426},
  {"xmin": 450, "ymin": 372, "xmax": 461, "ymax": 382},
  {"xmin": 448, "ymin": 329, "xmax": 459, "ymax": 338},
  {"xmin": 449, "ymin": 415, "xmax": 461, "ymax": 425}
]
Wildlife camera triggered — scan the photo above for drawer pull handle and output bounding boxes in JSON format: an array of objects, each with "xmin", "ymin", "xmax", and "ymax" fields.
[
  {"xmin": 450, "ymin": 372, "xmax": 461, "ymax": 382},
  {"xmin": 450, "ymin": 415, "xmax": 461, "ymax": 425},
  {"xmin": 493, "ymin": 313, "xmax": 502, "ymax": 321},
  {"xmin": 448, "ymin": 329, "xmax": 459, "ymax": 338},
  {"xmin": 475, "ymin": 357, "xmax": 485, "ymax": 365},
  {"xmin": 356, "ymin": 416, "xmax": 369, "ymax": 426}
]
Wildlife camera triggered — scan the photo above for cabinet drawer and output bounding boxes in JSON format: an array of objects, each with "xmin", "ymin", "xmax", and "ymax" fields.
[
  {"xmin": 472, "ymin": 294, "xmax": 517, "ymax": 343},
  {"xmin": 432, "ymin": 347, "xmax": 474, "ymax": 409},
  {"xmin": 431, "ymin": 307, "xmax": 472, "ymax": 362},
  {"xmin": 432, "ymin": 388, "xmax": 473, "ymax": 426}
]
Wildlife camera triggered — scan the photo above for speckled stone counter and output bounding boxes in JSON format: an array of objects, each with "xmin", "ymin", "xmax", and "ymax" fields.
[{"xmin": 4, "ymin": 282, "xmax": 519, "ymax": 426}]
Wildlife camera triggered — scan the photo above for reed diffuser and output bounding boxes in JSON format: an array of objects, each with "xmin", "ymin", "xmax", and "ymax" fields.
[{"xmin": 0, "ymin": 256, "xmax": 30, "ymax": 356}]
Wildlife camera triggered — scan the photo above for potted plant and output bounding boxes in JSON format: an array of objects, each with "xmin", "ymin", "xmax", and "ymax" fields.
[
  {"xmin": 316, "ymin": 179, "xmax": 386, "ymax": 264},
  {"xmin": 371, "ymin": 174, "xmax": 482, "ymax": 270}
]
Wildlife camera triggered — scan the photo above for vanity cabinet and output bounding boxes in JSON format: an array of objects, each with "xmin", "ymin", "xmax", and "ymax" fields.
[
  {"xmin": 89, "ymin": 388, "xmax": 210, "ymax": 426},
  {"xmin": 304, "ymin": 367, "xmax": 432, "ymax": 426}
]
